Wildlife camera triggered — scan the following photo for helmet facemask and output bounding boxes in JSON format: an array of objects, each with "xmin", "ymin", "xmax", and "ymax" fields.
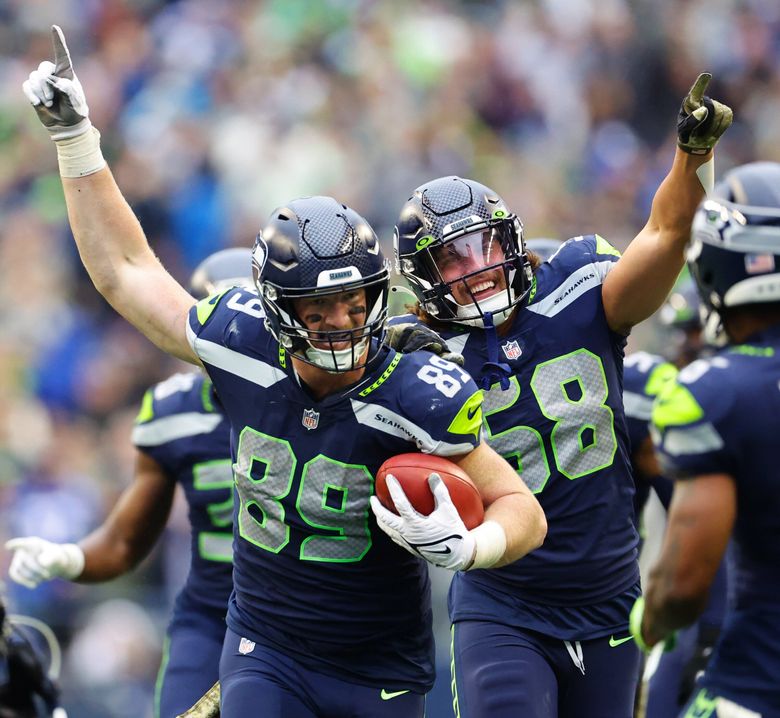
[
  {"xmin": 260, "ymin": 272, "xmax": 388, "ymax": 373},
  {"xmin": 400, "ymin": 217, "xmax": 531, "ymax": 327}
]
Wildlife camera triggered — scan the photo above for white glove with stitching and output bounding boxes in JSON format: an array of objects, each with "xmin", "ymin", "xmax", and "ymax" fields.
[
  {"xmin": 5, "ymin": 537, "xmax": 85, "ymax": 589},
  {"xmin": 22, "ymin": 25, "xmax": 91, "ymax": 140},
  {"xmin": 370, "ymin": 473, "xmax": 476, "ymax": 571}
]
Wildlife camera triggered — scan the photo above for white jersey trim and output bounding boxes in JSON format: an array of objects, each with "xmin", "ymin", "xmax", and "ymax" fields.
[
  {"xmin": 527, "ymin": 261, "xmax": 614, "ymax": 318},
  {"xmin": 186, "ymin": 322, "xmax": 286, "ymax": 388},
  {"xmin": 133, "ymin": 412, "xmax": 224, "ymax": 447},
  {"xmin": 662, "ymin": 422, "xmax": 725, "ymax": 456},
  {"xmin": 623, "ymin": 391, "xmax": 655, "ymax": 421},
  {"xmin": 349, "ymin": 399, "xmax": 474, "ymax": 455}
]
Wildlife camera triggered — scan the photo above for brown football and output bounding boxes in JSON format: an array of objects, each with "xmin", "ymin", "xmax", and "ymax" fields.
[{"xmin": 375, "ymin": 453, "xmax": 484, "ymax": 530}]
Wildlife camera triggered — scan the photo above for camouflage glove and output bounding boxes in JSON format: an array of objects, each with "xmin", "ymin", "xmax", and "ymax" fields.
[
  {"xmin": 176, "ymin": 680, "xmax": 221, "ymax": 717},
  {"xmin": 385, "ymin": 322, "xmax": 464, "ymax": 366},
  {"xmin": 677, "ymin": 73, "xmax": 733, "ymax": 155}
]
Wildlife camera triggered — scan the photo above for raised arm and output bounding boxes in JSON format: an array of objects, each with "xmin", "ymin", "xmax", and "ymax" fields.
[
  {"xmin": 24, "ymin": 26, "xmax": 199, "ymax": 363},
  {"xmin": 602, "ymin": 73, "xmax": 732, "ymax": 334},
  {"xmin": 6, "ymin": 451, "xmax": 176, "ymax": 587}
]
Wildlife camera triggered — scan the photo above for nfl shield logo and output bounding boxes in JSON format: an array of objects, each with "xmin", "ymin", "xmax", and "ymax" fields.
[
  {"xmin": 501, "ymin": 340, "xmax": 522, "ymax": 360},
  {"xmin": 239, "ymin": 637, "xmax": 256, "ymax": 655},
  {"xmin": 302, "ymin": 408, "xmax": 320, "ymax": 430}
]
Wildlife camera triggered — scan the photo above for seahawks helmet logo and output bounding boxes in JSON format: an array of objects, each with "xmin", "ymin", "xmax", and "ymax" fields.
[{"xmin": 252, "ymin": 236, "xmax": 269, "ymax": 276}]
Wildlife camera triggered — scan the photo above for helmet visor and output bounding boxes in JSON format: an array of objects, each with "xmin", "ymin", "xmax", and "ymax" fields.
[{"xmin": 428, "ymin": 228, "xmax": 513, "ymax": 308}]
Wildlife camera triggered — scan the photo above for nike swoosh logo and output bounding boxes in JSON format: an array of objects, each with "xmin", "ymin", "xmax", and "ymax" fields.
[
  {"xmin": 381, "ymin": 689, "xmax": 410, "ymax": 700},
  {"xmin": 467, "ymin": 405, "xmax": 480, "ymax": 420},
  {"xmin": 609, "ymin": 635, "xmax": 633, "ymax": 648}
]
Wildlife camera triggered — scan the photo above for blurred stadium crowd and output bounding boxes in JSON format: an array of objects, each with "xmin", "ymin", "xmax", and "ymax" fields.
[{"xmin": 0, "ymin": 0, "xmax": 778, "ymax": 715}]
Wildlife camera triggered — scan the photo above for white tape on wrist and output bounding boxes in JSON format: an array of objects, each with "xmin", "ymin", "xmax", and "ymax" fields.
[
  {"xmin": 467, "ymin": 520, "xmax": 507, "ymax": 570},
  {"xmin": 696, "ymin": 157, "xmax": 714, "ymax": 195},
  {"xmin": 56, "ymin": 126, "xmax": 106, "ymax": 178},
  {"xmin": 61, "ymin": 543, "xmax": 86, "ymax": 579}
]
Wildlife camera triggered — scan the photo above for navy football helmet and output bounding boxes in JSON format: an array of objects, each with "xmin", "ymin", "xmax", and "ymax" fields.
[
  {"xmin": 188, "ymin": 247, "xmax": 254, "ymax": 300},
  {"xmin": 394, "ymin": 176, "xmax": 532, "ymax": 327},
  {"xmin": 688, "ymin": 162, "xmax": 780, "ymax": 344},
  {"xmin": 252, "ymin": 196, "xmax": 389, "ymax": 372},
  {"xmin": 659, "ymin": 277, "xmax": 701, "ymax": 331},
  {"xmin": 525, "ymin": 237, "xmax": 563, "ymax": 264},
  {"xmin": 0, "ymin": 611, "xmax": 63, "ymax": 718}
]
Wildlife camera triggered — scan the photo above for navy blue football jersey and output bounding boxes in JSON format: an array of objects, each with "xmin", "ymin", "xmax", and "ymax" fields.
[
  {"xmin": 652, "ymin": 325, "xmax": 780, "ymax": 715},
  {"xmin": 623, "ymin": 352, "xmax": 677, "ymax": 517},
  {"xmin": 395, "ymin": 235, "xmax": 640, "ymax": 639},
  {"xmin": 624, "ymin": 352, "xmax": 677, "ymax": 454},
  {"xmin": 132, "ymin": 372, "xmax": 234, "ymax": 614},
  {"xmin": 186, "ymin": 288, "xmax": 483, "ymax": 692}
]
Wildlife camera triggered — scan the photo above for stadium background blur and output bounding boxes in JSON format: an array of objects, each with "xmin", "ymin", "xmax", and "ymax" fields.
[{"xmin": 0, "ymin": 1, "xmax": 777, "ymax": 715}]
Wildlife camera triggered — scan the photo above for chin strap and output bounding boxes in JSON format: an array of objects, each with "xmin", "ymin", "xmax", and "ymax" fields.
[{"xmin": 479, "ymin": 312, "xmax": 512, "ymax": 391}]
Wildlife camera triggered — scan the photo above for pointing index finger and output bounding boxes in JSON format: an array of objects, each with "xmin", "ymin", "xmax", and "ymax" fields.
[
  {"xmin": 51, "ymin": 24, "xmax": 74, "ymax": 80},
  {"xmin": 687, "ymin": 72, "xmax": 712, "ymax": 105}
]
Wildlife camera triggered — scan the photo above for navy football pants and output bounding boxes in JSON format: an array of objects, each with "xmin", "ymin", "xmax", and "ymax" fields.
[
  {"xmin": 155, "ymin": 607, "xmax": 225, "ymax": 718},
  {"xmin": 451, "ymin": 620, "xmax": 641, "ymax": 718},
  {"xmin": 219, "ymin": 627, "xmax": 426, "ymax": 718}
]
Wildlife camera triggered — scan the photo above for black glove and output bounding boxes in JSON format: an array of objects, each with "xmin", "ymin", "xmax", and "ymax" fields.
[
  {"xmin": 384, "ymin": 322, "xmax": 464, "ymax": 366},
  {"xmin": 677, "ymin": 624, "xmax": 720, "ymax": 707},
  {"xmin": 677, "ymin": 73, "xmax": 732, "ymax": 155}
]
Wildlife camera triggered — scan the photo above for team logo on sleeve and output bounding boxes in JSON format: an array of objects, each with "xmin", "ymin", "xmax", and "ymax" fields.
[
  {"xmin": 302, "ymin": 408, "xmax": 320, "ymax": 430},
  {"xmin": 501, "ymin": 340, "xmax": 523, "ymax": 360}
]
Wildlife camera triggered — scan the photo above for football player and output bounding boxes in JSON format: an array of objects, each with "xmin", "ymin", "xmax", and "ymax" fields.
[
  {"xmin": 391, "ymin": 74, "xmax": 731, "ymax": 716},
  {"xmin": 20, "ymin": 27, "xmax": 546, "ymax": 718},
  {"xmin": 633, "ymin": 161, "xmax": 780, "ymax": 717},
  {"xmin": 623, "ymin": 351, "xmax": 677, "ymax": 523},
  {"xmin": 637, "ymin": 283, "xmax": 728, "ymax": 718},
  {"xmin": 659, "ymin": 276, "xmax": 707, "ymax": 368},
  {"xmin": 6, "ymin": 248, "xmax": 253, "ymax": 718}
]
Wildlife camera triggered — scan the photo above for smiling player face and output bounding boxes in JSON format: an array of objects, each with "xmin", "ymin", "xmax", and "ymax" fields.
[
  {"xmin": 431, "ymin": 229, "xmax": 508, "ymax": 306},
  {"xmin": 292, "ymin": 288, "xmax": 369, "ymax": 352}
]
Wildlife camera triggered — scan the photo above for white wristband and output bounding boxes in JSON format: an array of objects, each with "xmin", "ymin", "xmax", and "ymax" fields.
[
  {"xmin": 60, "ymin": 543, "xmax": 86, "ymax": 579},
  {"xmin": 696, "ymin": 157, "xmax": 714, "ymax": 195},
  {"xmin": 55, "ymin": 125, "xmax": 106, "ymax": 178},
  {"xmin": 466, "ymin": 520, "xmax": 507, "ymax": 570}
]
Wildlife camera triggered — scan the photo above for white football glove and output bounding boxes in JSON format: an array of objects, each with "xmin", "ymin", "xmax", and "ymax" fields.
[
  {"xmin": 5, "ymin": 537, "xmax": 85, "ymax": 589},
  {"xmin": 370, "ymin": 473, "xmax": 477, "ymax": 571},
  {"xmin": 22, "ymin": 25, "xmax": 91, "ymax": 140}
]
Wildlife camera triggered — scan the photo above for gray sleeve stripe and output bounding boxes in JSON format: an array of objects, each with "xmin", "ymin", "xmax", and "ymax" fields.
[
  {"xmin": 663, "ymin": 422, "xmax": 725, "ymax": 456},
  {"xmin": 186, "ymin": 322, "xmax": 286, "ymax": 388},
  {"xmin": 349, "ymin": 399, "xmax": 475, "ymax": 455},
  {"xmin": 133, "ymin": 413, "xmax": 224, "ymax": 446},
  {"xmin": 623, "ymin": 391, "xmax": 654, "ymax": 420}
]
